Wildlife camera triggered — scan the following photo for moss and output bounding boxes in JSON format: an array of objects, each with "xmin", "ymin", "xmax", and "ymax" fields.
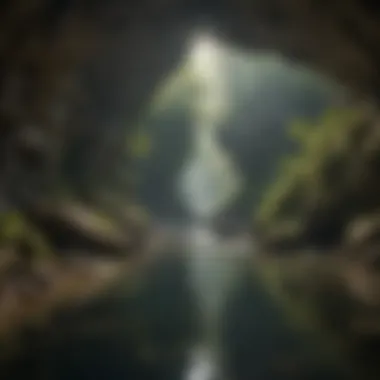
[
  {"xmin": 0, "ymin": 211, "xmax": 52, "ymax": 260},
  {"xmin": 256, "ymin": 105, "xmax": 377, "ymax": 247}
]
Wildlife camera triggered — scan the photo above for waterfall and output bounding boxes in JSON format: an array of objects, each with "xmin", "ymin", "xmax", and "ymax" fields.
[
  {"xmin": 178, "ymin": 34, "xmax": 246, "ymax": 380},
  {"xmin": 179, "ymin": 33, "xmax": 243, "ymax": 220}
]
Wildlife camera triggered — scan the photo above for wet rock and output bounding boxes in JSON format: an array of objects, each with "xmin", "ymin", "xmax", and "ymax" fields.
[
  {"xmin": 25, "ymin": 200, "xmax": 134, "ymax": 255},
  {"xmin": 344, "ymin": 215, "xmax": 380, "ymax": 248}
]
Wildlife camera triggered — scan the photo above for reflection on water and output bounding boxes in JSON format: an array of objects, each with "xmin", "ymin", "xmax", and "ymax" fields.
[
  {"xmin": 186, "ymin": 225, "xmax": 250, "ymax": 337},
  {"xmin": 185, "ymin": 346, "xmax": 218, "ymax": 380},
  {"xmin": 183, "ymin": 225, "xmax": 251, "ymax": 380},
  {"xmin": 5, "ymin": 222, "xmax": 355, "ymax": 380},
  {"xmin": 180, "ymin": 224, "xmax": 352, "ymax": 380}
]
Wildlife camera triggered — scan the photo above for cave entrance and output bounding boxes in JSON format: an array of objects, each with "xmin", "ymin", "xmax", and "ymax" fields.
[{"xmin": 131, "ymin": 30, "xmax": 344, "ymax": 233}]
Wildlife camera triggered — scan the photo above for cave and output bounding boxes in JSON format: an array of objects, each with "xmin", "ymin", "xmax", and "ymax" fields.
[{"xmin": 2, "ymin": 1, "xmax": 380, "ymax": 379}]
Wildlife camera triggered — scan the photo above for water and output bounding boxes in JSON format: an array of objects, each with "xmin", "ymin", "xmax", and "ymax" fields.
[
  {"xmin": 185, "ymin": 346, "xmax": 218, "ymax": 380},
  {"xmin": 181, "ymin": 223, "xmax": 354, "ymax": 380},
  {"xmin": 23, "ymin": 222, "xmax": 353, "ymax": 380},
  {"xmin": 184, "ymin": 225, "xmax": 251, "ymax": 380}
]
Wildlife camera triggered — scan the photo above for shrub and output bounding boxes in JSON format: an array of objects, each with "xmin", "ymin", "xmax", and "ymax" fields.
[{"xmin": 256, "ymin": 105, "xmax": 376, "ymax": 247}]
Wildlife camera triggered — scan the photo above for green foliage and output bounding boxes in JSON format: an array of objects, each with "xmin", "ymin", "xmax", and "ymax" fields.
[
  {"xmin": 149, "ymin": 63, "xmax": 199, "ymax": 117},
  {"xmin": 257, "ymin": 106, "xmax": 367, "ymax": 227},
  {"xmin": 289, "ymin": 107, "xmax": 364, "ymax": 156},
  {"xmin": 0, "ymin": 211, "xmax": 52, "ymax": 259}
]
